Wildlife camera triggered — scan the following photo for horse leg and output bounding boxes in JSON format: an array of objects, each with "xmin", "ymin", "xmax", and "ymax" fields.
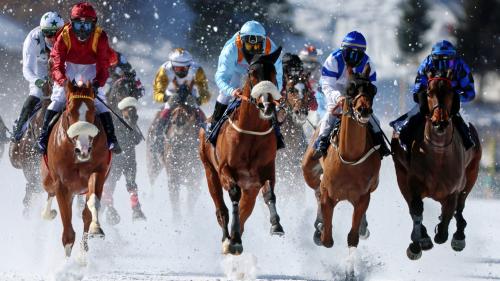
[
  {"xmin": 41, "ymin": 193, "xmax": 57, "ymax": 220},
  {"xmin": 262, "ymin": 180, "xmax": 285, "ymax": 236},
  {"xmin": 319, "ymin": 185, "xmax": 335, "ymax": 248},
  {"xmin": 103, "ymin": 164, "xmax": 120, "ymax": 225},
  {"xmin": 55, "ymin": 187, "xmax": 75, "ymax": 257},
  {"xmin": 86, "ymin": 172, "xmax": 105, "ymax": 238},
  {"xmin": 434, "ymin": 193, "xmax": 458, "ymax": 244},
  {"xmin": 22, "ymin": 170, "xmax": 38, "ymax": 217},
  {"xmin": 238, "ymin": 188, "xmax": 258, "ymax": 235},
  {"xmin": 227, "ymin": 184, "xmax": 243, "ymax": 255},
  {"xmin": 168, "ymin": 179, "xmax": 181, "ymax": 220},
  {"xmin": 406, "ymin": 193, "xmax": 430, "ymax": 260},
  {"xmin": 347, "ymin": 193, "xmax": 370, "ymax": 248},
  {"xmin": 313, "ymin": 187, "xmax": 324, "ymax": 246}
]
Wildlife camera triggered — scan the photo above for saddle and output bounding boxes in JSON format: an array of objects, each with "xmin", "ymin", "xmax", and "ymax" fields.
[{"xmin": 206, "ymin": 99, "xmax": 241, "ymax": 146}]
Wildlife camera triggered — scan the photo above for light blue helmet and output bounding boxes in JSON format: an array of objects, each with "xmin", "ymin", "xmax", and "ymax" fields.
[{"xmin": 240, "ymin": 20, "xmax": 266, "ymax": 37}]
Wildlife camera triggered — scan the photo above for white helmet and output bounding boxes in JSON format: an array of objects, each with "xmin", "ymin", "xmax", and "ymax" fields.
[
  {"xmin": 40, "ymin": 11, "xmax": 64, "ymax": 34},
  {"xmin": 169, "ymin": 48, "xmax": 193, "ymax": 67}
]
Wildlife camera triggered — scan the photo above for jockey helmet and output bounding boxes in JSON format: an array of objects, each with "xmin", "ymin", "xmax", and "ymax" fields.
[
  {"xmin": 40, "ymin": 12, "xmax": 64, "ymax": 38},
  {"xmin": 169, "ymin": 48, "xmax": 193, "ymax": 78},
  {"xmin": 70, "ymin": 2, "xmax": 97, "ymax": 42},
  {"xmin": 431, "ymin": 40, "xmax": 457, "ymax": 72},
  {"xmin": 240, "ymin": 20, "xmax": 266, "ymax": 56},
  {"xmin": 299, "ymin": 44, "xmax": 322, "ymax": 73},
  {"xmin": 70, "ymin": 2, "xmax": 97, "ymax": 21},
  {"xmin": 283, "ymin": 53, "xmax": 303, "ymax": 77},
  {"xmin": 341, "ymin": 31, "xmax": 367, "ymax": 67}
]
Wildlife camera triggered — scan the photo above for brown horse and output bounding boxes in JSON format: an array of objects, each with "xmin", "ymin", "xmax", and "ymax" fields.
[
  {"xmin": 302, "ymin": 65, "xmax": 379, "ymax": 255},
  {"xmin": 199, "ymin": 47, "xmax": 284, "ymax": 255},
  {"xmin": 9, "ymin": 82, "xmax": 51, "ymax": 216},
  {"xmin": 40, "ymin": 81, "xmax": 111, "ymax": 257},
  {"xmin": 276, "ymin": 77, "xmax": 312, "ymax": 190},
  {"xmin": 391, "ymin": 70, "xmax": 482, "ymax": 260}
]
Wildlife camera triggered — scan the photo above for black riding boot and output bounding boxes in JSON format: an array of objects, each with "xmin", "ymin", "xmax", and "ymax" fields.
[
  {"xmin": 390, "ymin": 105, "xmax": 424, "ymax": 151},
  {"xmin": 370, "ymin": 129, "xmax": 391, "ymax": 159},
  {"xmin": 453, "ymin": 114, "xmax": 475, "ymax": 150},
  {"xmin": 208, "ymin": 101, "xmax": 228, "ymax": 132},
  {"xmin": 12, "ymin": 96, "xmax": 40, "ymax": 142},
  {"xmin": 99, "ymin": 112, "xmax": 122, "ymax": 154},
  {"xmin": 312, "ymin": 132, "xmax": 332, "ymax": 160},
  {"xmin": 36, "ymin": 109, "xmax": 58, "ymax": 154}
]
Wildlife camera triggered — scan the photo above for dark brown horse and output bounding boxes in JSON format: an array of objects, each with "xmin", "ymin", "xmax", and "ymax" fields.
[
  {"xmin": 199, "ymin": 47, "xmax": 284, "ymax": 255},
  {"xmin": 276, "ymin": 77, "xmax": 312, "ymax": 190},
  {"xmin": 391, "ymin": 70, "xmax": 482, "ymax": 260},
  {"xmin": 40, "ymin": 81, "xmax": 111, "ymax": 257},
  {"xmin": 9, "ymin": 82, "xmax": 52, "ymax": 217},
  {"xmin": 302, "ymin": 65, "xmax": 379, "ymax": 257},
  {"xmin": 148, "ymin": 91, "xmax": 204, "ymax": 218}
]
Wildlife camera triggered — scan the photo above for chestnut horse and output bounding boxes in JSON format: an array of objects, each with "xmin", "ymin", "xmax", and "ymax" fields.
[
  {"xmin": 9, "ymin": 81, "xmax": 51, "ymax": 216},
  {"xmin": 199, "ymin": 47, "xmax": 284, "ymax": 255},
  {"xmin": 391, "ymin": 70, "xmax": 482, "ymax": 260},
  {"xmin": 40, "ymin": 81, "xmax": 111, "ymax": 257},
  {"xmin": 276, "ymin": 77, "xmax": 312, "ymax": 191},
  {"xmin": 302, "ymin": 65, "xmax": 379, "ymax": 256}
]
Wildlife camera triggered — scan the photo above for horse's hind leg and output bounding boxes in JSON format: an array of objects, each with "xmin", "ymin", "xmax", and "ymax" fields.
[
  {"xmin": 55, "ymin": 187, "xmax": 75, "ymax": 257},
  {"xmin": 41, "ymin": 193, "xmax": 57, "ymax": 220},
  {"xmin": 434, "ymin": 193, "xmax": 458, "ymax": 244},
  {"xmin": 348, "ymin": 193, "xmax": 370, "ymax": 248},
  {"xmin": 262, "ymin": 180, "xmax": 285, "ymax": 236}
]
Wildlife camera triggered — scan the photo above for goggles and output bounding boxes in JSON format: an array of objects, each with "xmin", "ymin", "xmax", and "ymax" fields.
[
  {"xmin": 242, "ymin": 35, "xmax": 264, "ymax": 54},
  {"xmin": 342, "ymin": 47, "xmax": 365, "ymax": 67},
  {"xmin": 431, "ymin": 54, "xmax": 455, "ymax": 71},
  {"xmin": 72, "ymin": 20, "xmax": 93, "ymax": 31},
  {"xmin": 42, "ymin": 29, "xmax": 57, "ymax": 38}
]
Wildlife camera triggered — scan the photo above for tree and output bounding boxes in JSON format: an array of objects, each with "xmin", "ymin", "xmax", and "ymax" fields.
[{"xmin": 397, "ymin": 0, "xmax": 432, "ymax": 57}]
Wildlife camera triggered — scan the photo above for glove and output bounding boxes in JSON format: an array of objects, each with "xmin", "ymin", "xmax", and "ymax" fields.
[
  {"xmin": 92, "ymin": 81, "xmax": 100, "ymax": 95},
  {"xmin": 35, "ymin": 79, "xmax": 47, "ymax": 89}
]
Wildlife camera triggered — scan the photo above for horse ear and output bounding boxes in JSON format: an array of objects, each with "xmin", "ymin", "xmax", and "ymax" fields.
[
  {"xmin": 362, "ymin": 63, "xmax": 371, "ymax": 79},
  {"xmin": 446, "ymin": 68, "xmax": 453, "ymax": 80},
  {"xmin": 426, "ymin": 71, "xmax": 433, "ymax": 80},
  {"xmin": 86, "ymin": 80, "xmax": 91, "ymax": 88},
  {"xmin": 268, "ymin": 46, "xmax": 282, "ymax": 64},
  {"xmin": 67, "ymin": 79, "xmax": 75, "ymax": 91}
]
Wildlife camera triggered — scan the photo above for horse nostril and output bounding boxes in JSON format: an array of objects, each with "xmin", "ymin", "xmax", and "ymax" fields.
[{"xmin": 74, "ymin": 148, "xmax": 81, "ymax": 154}]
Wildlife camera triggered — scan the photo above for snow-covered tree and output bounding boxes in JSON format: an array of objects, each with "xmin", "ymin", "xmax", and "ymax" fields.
[{"xmin": 397, "ymin": 0, "xmax": 431, "ymax": 57}]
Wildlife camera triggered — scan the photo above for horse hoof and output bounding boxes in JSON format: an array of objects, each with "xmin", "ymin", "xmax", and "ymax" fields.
[
  {"xmin": 359, "ymin": 228, "xmax": 370, "ymax": 240},
  {"xmin": 64, "ymin": 243, "xmax": 73, "ymax": 257},
  {"xmin": 89, "ymin": 224, "xmax": 105, "ymax": 239},
  {"xmin": 313, "ymin": 230, "xmax": 322, "ymax": 246},
  {"xmin": 434, "ymin": 233, "xmax": 448, "ymax": 244},
  {"xmin": 132, "ymin": 208, "xmax": 147, "ymax": 221},
  {"xmin": 270, "ymin": 223, "xmax": 285, "ymax": 236},
  {"xmin": 229, "ymin": 243, "xmax": 243, "ymax": 255},
  {"xmin": 42, "ymin": 209, "xmax": 57, "ymax": 221},
  {"xmin": 222, "ymin": 238, "xmax": 231, "ymax": 255},
  {"xmin": 407, "ymin": 243, "xmax": 422, "ymax": 260},
  {"xmin": 419, "ymin": 237, "xmax": 434, "ymax": 251},
  {"xmin": 451, "ymin": 237, "xmax": 466, "ymax": 252},
  {"xmin": 106, "ymin": 207, "xmax": 121, "ymax": 225}
]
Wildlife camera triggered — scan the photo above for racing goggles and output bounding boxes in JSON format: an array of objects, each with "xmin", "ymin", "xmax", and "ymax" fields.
[
  {"xmin": 72, "ymin": 20, "xmax": 93, "ymax": 32},
  {"xmin": 342, "ymin": 47, "xmax": 365, "ymax": 67},
  {"xmin": 242, "ymin": 35, "xmax": 264, "ymax": 54},
  {"xmin": 42, "ymin": 29, "xmax": 57, "ymax": 38},
  {"xmin": 431, "ymin": 54, "xmax": 455, "ymax": 71}
]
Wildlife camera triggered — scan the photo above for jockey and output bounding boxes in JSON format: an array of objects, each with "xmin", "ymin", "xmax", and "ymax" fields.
[
  {"xmin": 152, "ymin": 48, "xmax": 210, "ymax": 146},
  {"xmin": 107, "ymin": 49, "xmax": 145, "ymax": 100},
  {"xmin": 12, "ymin": 11, "xmax": 64, "ymax": 142},
  {"xmin": 390, "ymin": 40, "xmax": 476, "ymax": 150},
  {"xmin": 211, "ymin": 20, "xmax": 284, "ymax": 148},
  {"xmin": 313, "ymin": 31, "xmax": 391, "ymax": 159},
  {"xmin": 281, "ymin": 53, "xmax": 317, "ymax": 111},
  {"xmin": 37, "ymin": 2, "xmax": 121, "ymax": 154},
  {"xmin": 299, "ymin": 44, "xmax": 327, "ymax": 118}
]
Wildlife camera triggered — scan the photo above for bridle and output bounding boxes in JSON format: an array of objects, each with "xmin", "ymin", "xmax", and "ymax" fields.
[{"xmin": 426, "ymin": 76, "xmax": 452, "ymax": 120}]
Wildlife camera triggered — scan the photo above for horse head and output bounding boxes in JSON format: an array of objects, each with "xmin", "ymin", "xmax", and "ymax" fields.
[
  {"xmin": 425, "ymin": 70, "xmax": 457, "ymax": 134},
  {"xmin": 344, "ymin": 64, "xmax": 377, "ymax": 124},
  {"xmin": 66, "ymin": 80, "xmax": 98, "ymax": 162},
  {"xmin": 244, "ymin": 46, "xmax": 282, "ymax": 120},
  {"xmin": 284, "ymin": 74, "xmax": 310, "ymax": 124}
]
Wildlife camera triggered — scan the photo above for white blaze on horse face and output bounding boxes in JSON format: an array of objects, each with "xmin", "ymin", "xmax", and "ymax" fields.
[{"xmin": 78, "ymin": 102, "xmax": 89, "ymax": 121}]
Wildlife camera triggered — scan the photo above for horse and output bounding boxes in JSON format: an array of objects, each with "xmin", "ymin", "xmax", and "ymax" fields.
[
  {"xmin": 199, "ymin": 47, "xmax": 285, "ymax": 255},
  {"xmin": 101, "ymin": 75, "xmax": 146, "ymax": 225},
  {"xmin": 276, "ymin": 75, "xmax": 313, "ymax": 191},
  {"xmin": 302, "ymin": 65, "xmax": 379, "ymax": 259},
  {"xmin": 147, "ymin": 89, "xmax": 204, "ymax": 218},
  {"xmin": 391, "ymin": 70, "xmax": 482, "ymax": 260},
  {"xmin": 9, "ymin": 81, "xmax": 52, "ymax": 217},
  {"xmin": 40, "ymin": 81, "xmax": 111, "ymax": 257}
]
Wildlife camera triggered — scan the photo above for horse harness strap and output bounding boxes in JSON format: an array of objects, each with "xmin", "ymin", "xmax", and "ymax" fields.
[
  {"xmin": 336, "ymin": 144, "xmax": 381, "ymax": 165},
  {"xmin": 227, "ymin": 118, "xmax": 274, "ymax": 136}
]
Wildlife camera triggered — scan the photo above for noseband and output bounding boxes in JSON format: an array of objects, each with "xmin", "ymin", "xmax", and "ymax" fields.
[{"xmin": 426, "ymin": 77, "xmax": 452, "ymax": 120}]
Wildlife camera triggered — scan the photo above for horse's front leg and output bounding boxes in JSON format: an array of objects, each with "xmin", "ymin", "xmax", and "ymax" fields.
[
  {"xmin": 262, "ymin": 180, "xmax": 284, "ymax": 236},
  {"xmin": 84, "ymin": 172, "xmax": 106, "ymax": 239},
  {"xmin": 406, "ymin": 190, "xmax": 432, "ymax": 260},
  {"xmin": 41, "ymin": 193, "xmax": 57, "ymax": 220},
  {"xmin": 220, "ymin": 164, "xmax": 243, "ymax": 255},
  {"xmin": 434, "ymin": 193, "xmax": 459, "ymax": 244},
  {"xmin": 238, "ymin": 188, "xmax": 259, "ymax": 234},
  {"xmin": 347, "ymin": 193, "xmax": 370, "ymax": 248},
  {"xmin": 313, "ymin": 186, "xmax": 324, "ymax": 246},
  {"xmin": 55, "ymin": 187, "xmax": 75, "ymax": 257}
]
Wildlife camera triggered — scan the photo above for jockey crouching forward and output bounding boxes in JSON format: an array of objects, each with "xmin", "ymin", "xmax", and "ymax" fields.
[
  {"xmin": 152, "ymin": 48, "xmax": 210, "ymax": 149},
  {"xmin": 37, "ymin": 2, "xmax": 121, "ymax": 154},
  {"xmin": 12, "ymin": 11, "xmax": 64, "ymax": 142},
  {"xmin": 313, "ymin": 31, "xmax": 391, "ymax": 160},
  {"xmin": 210, "ymin": 20, "xmax": 285, "ymax": 149}
]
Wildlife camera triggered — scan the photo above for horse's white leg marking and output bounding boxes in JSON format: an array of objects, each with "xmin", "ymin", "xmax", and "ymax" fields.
[
  {"xmin": 87, "ymin": 193, "xmax": 101, "ymax": 234},
  {"xmin": 41, "ymin": 196, "xmax": 57, "ymax": 220}
]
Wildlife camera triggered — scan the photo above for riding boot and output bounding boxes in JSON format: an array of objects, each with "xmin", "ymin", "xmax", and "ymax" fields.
[
  {"xmin": 453, "ymin": 114, "xmax": 475, "ymax": 150},
  {"xmin": 274, "ymin": 126, "xmax": 285, "ymax": 150},
  {"xmin": 370, "ymin": 129, "xmax": 391, "ymax": 159},
  {"xmin": 36, "ymin": 109, "xmax": 58, "ymax": 154},
  {"xmin": 312, "ymin": 113, "xmax": 337, "ymax": 160},
  {"xmin": 390, "ymin": 105, "xmax": 423, "ymax": 151},
  {"xmin": 208, "ymin": 101, "xmax": 228, "ymax": 133},
  {"xmin": 12, "ymin": 96, "xmax": 40, "ymax": 142},
  {"xmin": 99, "ymin": 112, "xmax": 122, "ymax": 154}
]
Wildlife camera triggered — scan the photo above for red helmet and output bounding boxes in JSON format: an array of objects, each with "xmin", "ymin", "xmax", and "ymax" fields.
[{"xmin": 70, "ymin": 2, "xmax": 97, "ymax": 21}]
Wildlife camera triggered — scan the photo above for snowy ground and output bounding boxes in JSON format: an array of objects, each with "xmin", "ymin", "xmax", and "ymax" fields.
[{"xmin": 0, "ymin": 113, "xmax": 499, "ymax": 281}]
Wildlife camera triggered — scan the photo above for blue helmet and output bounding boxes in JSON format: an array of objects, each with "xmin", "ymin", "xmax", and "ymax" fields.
[
  {"xmin": 240, "ymin": 20, "xmax": 266, "ymax": 37},
  {"xmin": 341, "ymin": 31, "xmax": 367, "ymax": 51},
  {"xmin": 431, "ymin": 40, "xmax": 456, "ymax": 57}
]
